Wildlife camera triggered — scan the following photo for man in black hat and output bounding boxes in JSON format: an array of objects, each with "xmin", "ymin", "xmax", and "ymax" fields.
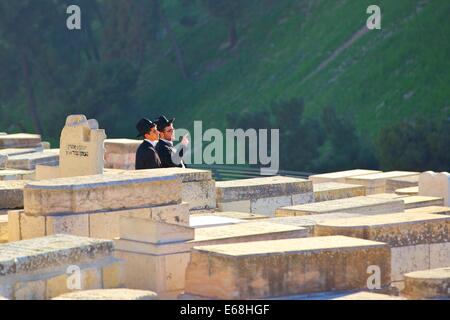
[
  {"xmin": 135, "ymin": 118, "xmax": 161, "ymax": 170},
  {"xmin": 154, "ymin": 115, "xmax": 188, "ymax": 168}
]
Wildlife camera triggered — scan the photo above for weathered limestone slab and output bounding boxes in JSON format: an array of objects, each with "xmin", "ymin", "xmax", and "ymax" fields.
[
  {"xmin": 35, "ymin": 115, "xmax": 106, "ymax": 180},
  {"xmin": 386, "ymin": 175, "xmax": 419, "ymax": 193},
  {"xmin": 104, "ymin": 139, "xmax": 141, "ymax": 170},
  {"xmin": 332, "ymin": 292, "xmax": 406, "ymax": 300},
  {"xmin": 315, "ymin": 212, "xmax": 450, "ymax": 282},
  {"xmin": 24, "ymin": 173, "xmax": 181, "ymax": 216},
  {"xmin": 0, "ymin": 148, "xmax": 44, "ymax": 169},
  {"xmin": 406, "ymin": 206, "xmax": 450, "ymax": 216},
  {"xmin": 216, "ymin": 176, "xmax": 313, "ymax": 216},
  {"xmin": 403, "ymin": 268, "xmax": 450, "ymax": 299},
  {"xmin": 109, "ymin": 168, "xmax": 216, "ymax": 211},
  {"xmin": 313, "ymin": 182, "xmax": 365, "ymax": 202},
  {"xmin": 367, "ymin": 194, "xmax": 444, "ymax": 209},
  {"xmin": 0, "ymin": 133, "xmax": 41, "ymax": 149},
  {"xmin": 395, "ymin": 186, "xmax": 419, "ymax": 196},
  {"xmin": 0, "ymin": 215, "xmax": 7, "ymax": 243},
  {"xmin": 5, "ymin": 149, "xmax": 59, "ymax": 170},
  {"xmin": 419, "ymin": 171, "xmax": 450, "ymax": 206},
  {"xmin": 0, "ymin": 169, "xmax": 34, "ymax": 181},
  {"xmin": 190, "ymin": 211, "xmax": 267, "ymax": 221},
  {"xmin": 184, "ymin": 236, "xmax": 391, "ymax": 299},
  {"xmin": 189, "ymin": 216, "xmax": 245, "ymax": 228},
  {"xmin": 0, "ymin": 180, "xmax": 28, "ymax": 209},
  {"xmin": 346, "ymin": 171, "xmax": 419, "ymax": 194},
  {"xmin": 0, "ymin": 234, "xmax": 123, "ymax": 300},
  {"xmin": 276, "ymin": 196, "xmax": 404, "ymax": 217},
  {"xmin": 309, "ymin": 169, "xmax": 381, "ymax": 183},
  {"xmin": 53, "ymin": 288, "xmax": 158, "ymax": 300}
]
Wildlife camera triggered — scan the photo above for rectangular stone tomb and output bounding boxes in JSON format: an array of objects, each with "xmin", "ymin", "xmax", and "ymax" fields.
[
  {"xmin": 314, "ymin": 212, "xmax": 450, "ymax": 283},
  {"xmin": 0, "ymin": 169, "xmax": 34, "ymax": 181},
  {"xmin": 402, "ymin": 267, "xmax": 450, "ymax": 299},
  {"xmin": 0, "ymin": 234, "xmax": 124, "ymax": 300},
  {"xmin": 395, "ymin": 186, "xmax": 419, "ymax": 196},
  {"xmin": 368, "ymin": 194, "xmax": 445, "ymax": 208},
  {"xmin": 0, "ymin": 133, "xmax": 42, "ymax": 149},
  {"xmin": 386, "ymin": 175, "xmax": 419, "ymax": 193},
  {"xmin": 9, "ymin": 202, "xmax": 190, "ymax": 241},
  {"xmin": 276, "ymin": 196, "xmax": 404, "ymax": 217},
  {"xmin": 309, "ymin": 169, "xmax": 381, "ymax": 184},
  {"xmin": 0, "ymin": 180, "xmax": 28, "ymax": 209},
  {"xmin": 216, "ymin": 176, "xmax": 313, "ymax": 216},
  {"xmin": 345, "ymin": 171, "xmax": 419, "ymax": 195},
  {"xmin": 405, "ymin": 206, "xmax": 450, "ymax": 216},
  {"xmin": 23, "ymin": 173, "xmax": 181, "ymax": 216},
  {"xmin": 104, "ymin": 139, "xmax": 141, "ymax": 170},
  {"xmin": 0, "ymin": 215, "xmax": 7, "ymax": 243},
  {"xmin": 189, "ymin": 211, "xmax": 268, "ymax": 221},
  {"xmin": 109, "ymin": 168, "xmax": 216, "ymax": 211},
  {"xmin": 184, "ymin": 236, "xmax": 391, "ymax": 299},
  {"xmin": 189, "ymin": 215, "xmax": 245, "ymax": 228},
  {"xmin": 313, "ymin": 182, "xmax": 365, "ymax": 202},
  {"xmin": 0, "ymin": 148, "xmax": 44, "ymax": 169},
  {"xmin": 5, "ymin": 150, "xmax": 59, "ymax": 170}
]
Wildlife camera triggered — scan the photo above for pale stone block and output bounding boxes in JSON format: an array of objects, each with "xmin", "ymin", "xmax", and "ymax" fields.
[
  {"xmin": 276, "ymin": 196, "xmax": 404, "ymax": 216},
  {"xmin": 0, "ymin": 133, "xmax": 42, "ymax": 149},
  {"xmin": 46, "ymin": 274, "xmax": 69, "ymax": 299},
  {"xmin": 7, "ymin": 210, "xmax": 21, "ymax": 242},
  {"xmin": 24, "ymin": 173, "xmax": 182, "ymax": 216},
  {"xmin": 402, "ymin": 196, "xmax": 444, "ymax": 209},
  {"xmin": 190, "ymin": 211, "xmax": 267, "ymax": 221},
  {"xmin": 250, "ymin": 195, "xmax": 293, "ymax": 216},
  {"xmin": 53, "ymin": 288, "xmax": 158, "ymax": 300},
  {"xmin": 0, "ymin": 215, "xmax": 7, "ymax": 243},
  {"xmin": 291, "ymin": 192, "xmax": 315, "ymax": 204},
  {"xmin": 14, "ymin": 280, "xmax": 46, "ymax": 300},
  {"xmin": 109, "ymin": 167, "xmax": 213, "ymax": 182},
  {"xmin": 184, "ymin": 236, "xmax": 391, "ymax": 299},
  {"xmin": 313, "ymin": 182, "xmax": 366, "ymax": 202},
  {"xmin": 182, "ymin": 180, "xmax": 216, "ymax": 210},
  {"xmin": 406, "ymin": 206, "xmax": 450, "ymax": 216},
  {"xmin": 346, "ymin": 171, "xmax": 418, "ymax": 194},
  {"xmin": 309, "ymin": 169, "xmax": 381, "ymax": 183},
  {"xmin": 35, "ymin": 164, "xmax": 60, "ymax": 180},
  {"xmin": 217, "ymin": 200, "xmax": 251, "ymax": 213},
  {"xmin": 20, "ymin": 212, "xmax": 46, "ymax": 240},
  {"xmin": 189, "ymin": 215, "xmax": 245, "ymax": 228},
  {"xmin": 419, "ymin": 171, "xmax": 450, "ymax": 206},
  {"xmin": 386, "ymin": 175, "xmax": 419, "ymax": 193},
  {"xmin": 0, "ymin": 147, "xmax": 44, "ymax": 158},
  {"xmin": 395, "ymin": 186, "xmax": 419, "ymax": 196},
  {"xmin": 332, "ymin": 292, "xmax": 406, "ymax": 300},
  {"xmin": 104, "ymin": 139, "xmax": 141, "ymax": 170},
  {"xmin": 0, "ymin": 169, "xmax": 34, "ymax": 181},
  {"xmin": 119, "ymin": 216, "xmax": 194, "ymax": 244},
  {"xmin": 102, "ymin": 262, "xmax": 125, "ymax": 289},
  {"xmin": 89, "ymin": 211, "xmax": 122, "ymax": 239},
  {"xmin": 164, "ymin": 253, "xmax": 191, "ymax": 292},
  {"xmin": 46, "ymin": 214, "xmax": 90, "ymax": 237},
  {"xmin": 429, "ymin": 242, "xmax": 450, "ymax": 269},
  {"xmin": 216, "ymin": 176, "xmax": 312, "ymax": 202},
  {"xmin": 5, "ymin": 150, "xmax": 59, "ymax": 170},
  {"xmin": 125, "ymin": 203, "xmax": 190, "ymax": 227},
  {"xmin": 403, "ymin": 268, "xmax": 450, "ymax": 299},
  {"xmin": 391, "ymin": 245, "xmax": 430, "ymax": 282}
]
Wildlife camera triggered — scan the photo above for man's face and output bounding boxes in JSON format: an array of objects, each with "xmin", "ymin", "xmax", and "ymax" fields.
[
  {"xmin": 161, "ymin": 123, "xmax": 175, "ymax": 141},
  {"xmin": 144, "ymin": 126, "xmax": 159, "ymax": 141}
]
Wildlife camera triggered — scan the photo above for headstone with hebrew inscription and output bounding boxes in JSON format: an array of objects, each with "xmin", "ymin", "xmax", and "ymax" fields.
[{"xmin": 36, "ymin": 115, "xmax": 106, "ymax": 179}]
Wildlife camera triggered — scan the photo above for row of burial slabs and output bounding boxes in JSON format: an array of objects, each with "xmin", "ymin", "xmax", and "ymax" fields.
[{"xmin": 0, "ymin": 115, "xmax": 450, "ymax": 300}]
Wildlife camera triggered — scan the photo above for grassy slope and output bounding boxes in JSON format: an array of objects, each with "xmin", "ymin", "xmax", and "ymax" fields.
[{"xmin": 135, "ymin": 0, "xmax": 450, "ymax": 145}]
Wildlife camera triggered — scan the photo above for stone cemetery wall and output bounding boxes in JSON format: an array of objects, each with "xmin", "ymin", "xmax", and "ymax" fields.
[
  {"xmin": 419, "ymin": 171, "xmax": 450, "ymax": 206},
  {"xmin": 0, "ymin": 234, "xmax": 123, "ymax": 300},
  {"xmin": 216, "ymin": 176, "xmax": 313, "ymax": 216}
]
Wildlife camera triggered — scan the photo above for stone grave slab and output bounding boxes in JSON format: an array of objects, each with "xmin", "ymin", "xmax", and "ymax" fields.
[
  {"xmin": 386, "ymin": 175, "xmax": 419, "ymax": 193},
  {"xmin": 0, "ymin": 169, "xmax": 34, "ymax": 181},
  {"xmin": 315, "ymin": 212, "xmax": 450, "ymax": 284},
  {"xmin": 308, "ymin": 169, "xmax": 381, "ymax": 183},
  {"xmin": 190, "ymin": 211, "xmax": 267, "ymax": 221},
  {"xmin": 189, "ymin": 215, "xmax": 245, "ymax": 228},
  {"xmin": 402, "ymin": 267, "xmax": 450, "ymax": 299},
  {"xmin": 0, "ymin": 133, "xmax": 41, "ymax": 149},
  {"xmin": 0, "ymin": 234, "xmax": 124, "ymax": 300},
  {"xmin": 395, "ymin": 186, "xmax": 419, "ymax": 196},
  {"xmin": 53, "ymin": 289, "xmax": 158, "ymax": 300},
  {"xmin": 5, "ymin": 149, "xmax": 59, "ymax": 170},
  {"xmin": 419, "ymin": 171, "xmax": 450, "ymax": 206},
  {"xmin": 0, "ymin": 215, "xmax": 7, "ymax": 243},
  {"xmin": 0, "ymin": 180, "xmax": 28, "ymax": 209},
  {"xmin": 313, "ymin": 182, "xmax": 365, "ymax": 202},
  {"xmin": 276, "ymin": 196, "xmax": 404, "ymax": 216},
  {"xmin": 104, "ymin": 139, "xmax": 141, "ymax": 170},
  {"xmin": 405, "ymin": 206, "xmax": 450, "ymax": 216},
  {"xmin": 23, "ymin": 173, "xmax": 181, "ymax": 216},
  {"xmin": 345, "ymin": 171, "xmax": 419, "ymax": 194},
  {"xmin": 216, "ymin": 176, "xmax": 313, "ymax": 216},
  {"xmin": 184, "ymin": 236, "xmax": 390, "ymax": 299}
]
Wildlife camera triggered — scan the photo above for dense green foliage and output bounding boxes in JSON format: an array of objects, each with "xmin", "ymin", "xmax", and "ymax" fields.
[{"xmin": 0, "ymin": 0, "xmax": 448, "ymax": 172}]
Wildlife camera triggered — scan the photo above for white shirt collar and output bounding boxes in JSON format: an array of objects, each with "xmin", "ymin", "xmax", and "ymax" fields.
[
  {"xmin": 144, "ymin": 139, "xmax": 157, "ymax": 147},
  {"xmin": 160, "ymin": 138, "xmax": 173, "ymax": 146}
]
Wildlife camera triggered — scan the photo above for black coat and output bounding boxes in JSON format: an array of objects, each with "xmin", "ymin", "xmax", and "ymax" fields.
[
  {"xmin": 135, "ymin": 140, "xmax": 161, "ymax": 170},
  {"xmin": 156, "ymin": 139, "xmax": 186, "ymax": 168}
]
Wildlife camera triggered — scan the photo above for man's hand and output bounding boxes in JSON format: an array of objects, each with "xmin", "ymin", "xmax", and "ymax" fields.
[{"xmin": 181, "ymin": 134, "xmax": 190, "ymax": 146}]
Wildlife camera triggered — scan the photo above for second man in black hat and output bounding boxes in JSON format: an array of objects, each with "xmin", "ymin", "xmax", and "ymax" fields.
[
  {"xmin": 135, "ymin": 118, "xmax": 162, "ymax": 170},
  {"xmin": 154, "ymin": 115, "xmax": 188, "ymax": 168}
]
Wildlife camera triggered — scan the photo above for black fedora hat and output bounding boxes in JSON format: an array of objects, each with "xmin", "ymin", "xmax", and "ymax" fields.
[
  {"xmin": 136, "ymin": 118, "xmax": 156, "ymax": 138},
  {"xmin": 154, "ymin": 115, "xmax": 175, "ymax": 132}
]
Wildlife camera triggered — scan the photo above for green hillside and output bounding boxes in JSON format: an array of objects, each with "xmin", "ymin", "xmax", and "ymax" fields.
[{"xmin": 136, "ymin": 0, "xmax": 450, "ymax": 140}]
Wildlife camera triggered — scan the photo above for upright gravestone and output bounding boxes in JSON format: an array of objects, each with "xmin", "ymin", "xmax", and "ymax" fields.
[{"xmin": 36, "ymin": 115, "xmax": 106, "ymax": 179}]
